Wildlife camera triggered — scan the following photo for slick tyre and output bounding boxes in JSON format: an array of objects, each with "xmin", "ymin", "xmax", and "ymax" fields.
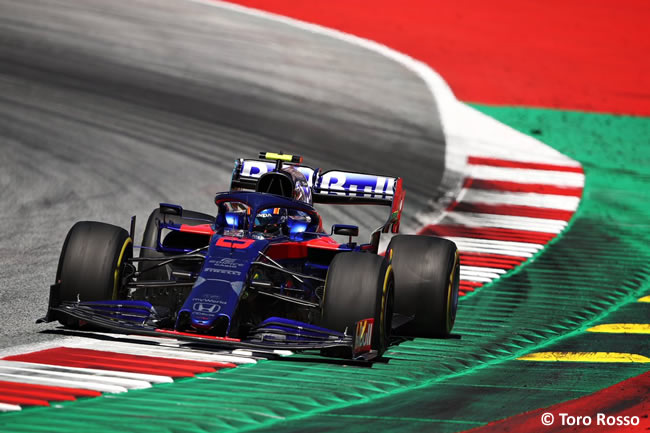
[
  {"xmin": 321, "ymin": 252, "xmax": 394, "ymax": 357},
  {"xmin": 56, "ymin": 221, "xmax": 133, "ymax": 319},
  {"xmin": 386, "ymin": 235, "xmax": 459, "ymax": 337},
  {"xmin": 139, "ymin": 208, "xmax": 214, "ymax": 280}
]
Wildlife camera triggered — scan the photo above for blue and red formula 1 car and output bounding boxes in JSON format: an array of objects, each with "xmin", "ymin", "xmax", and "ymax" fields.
[{"xmin": 40, "ymin": 153, "xmax": 460, "ymax": 360}]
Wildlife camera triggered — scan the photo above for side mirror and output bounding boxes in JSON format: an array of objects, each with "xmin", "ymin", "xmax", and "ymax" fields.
[
  {"xmin": 159, "ymin": 203, "xmax": 183, "ymax": 216},
  {"xmin": 332, "ymin": 224, "xmax": 359, "ymax": 237},
  {"xmin": 332, "ymin": 224, "xmax": 359, "ymax": 245}
]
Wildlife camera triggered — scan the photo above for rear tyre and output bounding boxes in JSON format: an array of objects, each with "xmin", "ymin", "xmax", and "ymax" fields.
[
  {"xmin": 386, "ymin": 235, "xmax": 459, "ymax": 337},
  {"xmin": 56, "ymin": 221, "xmax": 133, "ymax": 324},
  {"xmin": 321, "ymin": 252, "xmax": 394, "ymax": 357},
  {"xmin": 139, "ymin": 208, "xmax": 214, "ymax": 280}
]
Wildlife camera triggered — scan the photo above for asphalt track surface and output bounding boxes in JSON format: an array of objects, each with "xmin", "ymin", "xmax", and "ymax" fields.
[{"xmin": 0, "ymin": 0, "xmax": 445, "ymax": 349}]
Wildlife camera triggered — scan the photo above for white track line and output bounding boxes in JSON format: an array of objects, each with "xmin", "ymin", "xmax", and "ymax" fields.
[
  {"xmin": 441, "ymin": 212, "xmax": 567, "ymax": 233},
  {"xmin": 0, "ymin": 360, "xmax": 172, "ymax": 384},
  {"xmin": 446, "ymin": 237, "xmax": 543, "ymax": 255},
  {"xmin": 0, "ymin": 362, "xmax": 151, "ymax": 390},
  {"xmin": 459, "ymin": 190, "xmax": 581, "ymax": 210},
  {"xmin": 62, "ymin": 339, "xmax": 258, "ymax": 365},
  {"xmin": 459, "ymin": 275, "xmax": 495, "ymax": 283},
  {"xmin": 468, "ymin": 166, "xmax": 585, "ymax": 187},
  {"xmin": 0, "ymin": 372, "xmax": 127, "ymax": 394},
  {"xmin": 460, "ymin": 270, "xmax": 503, "ymax": 280},
  {"xmin": 0, "ymin": 403, "xmax": 21, "ymax": 412},
  {"xmin": 460, "ymin": 266, "xmax": 507, "ymax": 275}
]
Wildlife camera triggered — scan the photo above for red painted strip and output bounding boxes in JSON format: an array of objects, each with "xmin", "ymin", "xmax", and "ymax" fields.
[
  {"xmin": 459, "ymin": 281, "xmax": 484, "ymax": 288},
  {"xmin": 461, "ymin": 259, "xmax": 514, "ymax": 270},
  {"xmin": 448, "ymin": 201, "xmax": 574, "ymax": 221},
  {"xmin": 5, "ymin": 348, "xmax": 236, "ymax": 378},
  {"xmin": 0, "ymin": 387, "xmax": 76, "ymax": 402},
  {"xmin": 459, "ymin": 282, "xmax": 483, "ymax": 296},
  {"xmin": 463, "ymin": 178, "xmax": 583, "ymax": 197},
  {"xmin": 460, "ymin": 252, "xmax": 527, "ymax": 265},
  {"xmin": 419, "ymin": 225, "xmax": 556, "ymax": 244},
  {"xmin": 0, "ymin": 381, "xmax": 101, "ymax": 398},
  {"xmin": 4, "ymin": 356, "xmax": 198, "ymax": 378},
  {"xmin": 0, "ymin": 394, "xmax": 49, "ymax": 407},
  {"xmin": 460, "ymin": 256, "xmax": 522, "ymax": 268},
  {"xmin": 465, "ymin": 370, "xmax": 650, "ymax": 433},
  {"xmin": 179, "ymin": 224, "xmax": 215, "ymax": 235},
  {"xmin": 5, "ymin": 350, "xmax": 210, "ymax": 375},
  {"xmin": 11, "ymin": 356, "xmax": 202, "ymax": 378},
  {"xmin": 467, "ymin": 156, "xmax": 583, "ymax": 173}
]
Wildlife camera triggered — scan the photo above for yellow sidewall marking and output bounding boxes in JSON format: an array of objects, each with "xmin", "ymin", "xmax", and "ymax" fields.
[
  {"xmin": 113, "ymin": 237, "xmax": 132, "ymax": 299},
  {"xmin": 380, "ymin": 264, "xmax": 392, "ymax": 348},
  {"xmin": 518, "ymin": 352, "xmax": 650, "ymax": 363},
  {"xmin": 445, "ymin": 251, "xmax": 459, "ymax": 333},
  {"xmin": 638, "ymin": 295, "xmax": 650, "ymax": 303},
  {"xmin": 587, "ymin": 323, "xmax": 650, "ymax": 334}
]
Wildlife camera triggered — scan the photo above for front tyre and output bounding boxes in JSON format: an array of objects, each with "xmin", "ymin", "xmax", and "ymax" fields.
[
  {"xmin": 56, "ymin": 221, "xmax": 133, "ymax": 308},
  {"xmin": 321, "ymin": 252, "xmax": 394, "ymax": 357},
  {"xmin": 387, "ymin": 235, "xmax": 459, "ymax": 337}
]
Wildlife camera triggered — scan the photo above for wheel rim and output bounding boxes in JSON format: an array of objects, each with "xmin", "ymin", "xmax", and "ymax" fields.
[{"xmin": 112, "ymin": 237, "xmax": 133, "ymax": 299}]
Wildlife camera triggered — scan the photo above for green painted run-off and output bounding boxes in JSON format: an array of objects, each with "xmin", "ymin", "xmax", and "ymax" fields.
[{"xmin": 2, "ymin": 107, "xmax": 650, "ymax": 433}]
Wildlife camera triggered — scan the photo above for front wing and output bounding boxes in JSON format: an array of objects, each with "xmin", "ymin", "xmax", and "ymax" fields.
[{"xmin": 48, "ymin": 301, "xmax": 379, "ymax": 361}]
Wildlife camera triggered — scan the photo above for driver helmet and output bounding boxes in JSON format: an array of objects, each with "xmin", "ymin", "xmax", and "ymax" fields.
[{"xmin": 254, "ymin": 207, "xmax": 287, "ymax": 234}]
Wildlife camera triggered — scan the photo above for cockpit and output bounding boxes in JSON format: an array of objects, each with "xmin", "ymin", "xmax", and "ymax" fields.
[{"xmin": 215, "ymin": 198, "xmax": 321, "ymax": 240}]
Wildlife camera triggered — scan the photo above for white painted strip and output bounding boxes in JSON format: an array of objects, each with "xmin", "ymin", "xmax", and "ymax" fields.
[
  {"xmin": 460, "ymin": 265, "xmax": 507, "ymax": 275},
  {"xmin": 446, "ymin": 237, "xmax": 542, "ymax": 256},
  {"xmin": 460, "ymin": 270, "xmax": 502, "ymax": 280},
  {"xmin": 460, "ymin": 190, "xmax": 580, "ymax": 211},
  {"xmin": 0, "ymin": 363, "xmax": 151, "ymax": 390},
  {"xmin": 459, "ymin": 275, "xmax": 494, "ymax": 283},
  {"xmin": 469, "ymin": 166, "xmax": 584, "ymax": 187},
  {"xmin": 467, "ymin": 157, "xmax": 583, "ymax": 170},
  {"xmin": 0, "ymin": 403, "xmax": 22, "ymax": 412},
  {"xmin": 447, "ymin": 237, "xmax": 544, "ymax": 252},
  {"xmin": 63, "ymin": 340, "xmax": 258, "ymax": 365},
  {"xmin": 232, "ymin": 349, "xmax": 289, "ymax": 357},
  {"xmin": 442, "ymin": 212, "xmax": 566, "ymax": 233},
  {"xmin": 452, "ymin": 244, "xmax": 534, "ymax": 257},
  {"xmin": 0, "ymin": 372, "xmax": 126, "ymax": 394},
  {"xmin": 0, "ymin": 360, "xmax": 172, "ymax": 384}
]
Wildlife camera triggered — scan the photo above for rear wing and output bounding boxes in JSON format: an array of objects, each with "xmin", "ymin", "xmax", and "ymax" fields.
[
  {"xmin": 313, "ymin": 169, "xmax": 404, "ymax": 233},
  {"xmin": 230, "ymin": 159, "xmax": 317, "ymax": 191},
  {"xmin": 230, "ymin": 155, "xmax": 405, "ymax": 234}
]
